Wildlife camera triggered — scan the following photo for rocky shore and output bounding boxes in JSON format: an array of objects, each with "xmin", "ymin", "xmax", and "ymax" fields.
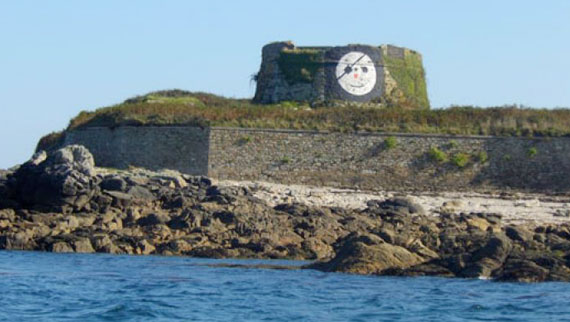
[{"xmin": 1, "ymin": 145, "xmax": 570, "ymax": 282}]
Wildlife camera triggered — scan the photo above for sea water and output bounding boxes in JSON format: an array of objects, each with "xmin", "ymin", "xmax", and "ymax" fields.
[{"xmin": 0, "ymin": 251, "xmax": 569, "ymax": 321}]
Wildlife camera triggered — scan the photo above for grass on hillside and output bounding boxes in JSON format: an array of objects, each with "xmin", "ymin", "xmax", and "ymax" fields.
[
  {"xmin": 36, "ymin": 90, "xmax": 570, "ymax": 151},
  {"xmin": 66, "ymin": 90, "xmax": 570, "ymax": 136}
]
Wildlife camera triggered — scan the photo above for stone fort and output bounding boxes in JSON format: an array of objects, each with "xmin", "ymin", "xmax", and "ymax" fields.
[
  {"xmin": 45, "ymin": 42, "xmax": 570, "ymax": 193},
  {"xmin": 253, "ymin": 41, "xmax": 429, "ymax": 109}
]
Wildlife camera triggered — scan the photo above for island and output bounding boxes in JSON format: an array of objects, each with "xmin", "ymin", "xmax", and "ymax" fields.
[{"xmin": 2, "ymin": 42, "xmax": 570, "ymax": 282}]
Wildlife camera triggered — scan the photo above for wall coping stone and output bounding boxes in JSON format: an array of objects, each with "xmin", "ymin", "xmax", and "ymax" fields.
[
  {"xmin": 70, "ymin": 126, "xmax": 567, "ymax": 141},
  {"xmin": 210, "ymin": 127, "xmax": 562, "ymax": 141}
]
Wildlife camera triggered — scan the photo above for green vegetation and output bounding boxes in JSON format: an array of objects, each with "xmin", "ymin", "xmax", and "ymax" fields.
[
  {"xmin": 448, "ymin": 140, "xmax": 459, "ymax": 148},
  {"xmin": 277, "ymin": 48, "xmax": 323, "ymax": 84},
  {"xmin": 281, "ymin": 156, "xmax": 291, "ymax": 164},
  {"xmin": 553, "ymin": 250, "xmax": 566, "ymax": 258},
  {"xmin": 429, "ymin": 146, "xmax": 448, "ymax": 163},
  {"xmin": 36, "ymin": 131, "xmax": 65, "ymax": 152},
  {"xmin": 451, "ymin": 153, "xmax": 470, "ymax": 168},
  {"xmin": 279, "ymin": 101, "xmax": 300, "ymax": 108},
  {"xmin": 475, "ymin": 151, "xmax": 488, "ymax": 163},
  {"xmin": 59, "ymin": 90, "xmax": 570, "ymax": 139},
  {"xmin": 125, "ymin": 91, "xmax": 205, "ymax": 107},
  {"xmin": 503, "ymin": 154, "xmax": 512, "ymax": 161},
  {"xmin": 384, "ymin": 136, "xmax": 398, "ymax": 149},
  {"xmin": 236, "ymin": 135, "xmax": 252, "ymax": 145},
  {"xmin": 528, "ymin": 147, "xmax": 538, "ymax": 158},
  {"xmin": 383, "ymin": 50, "xmax": 429, "ymax": 109}
]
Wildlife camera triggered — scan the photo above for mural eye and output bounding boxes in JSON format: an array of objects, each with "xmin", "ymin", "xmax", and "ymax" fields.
[
  {"xmin": 344, "ymin": 66, "xmax": 352, "ymax": 74},
  {"xmin": 362, "ymin": 67, "xmax": 368, "ymax": 73}
]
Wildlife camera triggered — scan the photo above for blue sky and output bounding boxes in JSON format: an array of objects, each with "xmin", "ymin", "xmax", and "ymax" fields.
[{"xmin": 1, "ymin": 0, "xmax": 569, "ymax": 168}]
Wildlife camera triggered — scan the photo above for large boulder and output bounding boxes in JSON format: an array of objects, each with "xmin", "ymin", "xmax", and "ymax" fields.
[
  {"xmin": 366, "ymin": 197, "xmax": 425, "ymax": 216},
  {"xmin": 458, "ymin": 233, "xmax": 512, "ymax": 278},
  {"xmin": 308, "ymin": 233, "xmax": 425, "ymax": 274},
  {"xmin": 10, "ymin": 145, "xmax": 99, "ymax": 212}
]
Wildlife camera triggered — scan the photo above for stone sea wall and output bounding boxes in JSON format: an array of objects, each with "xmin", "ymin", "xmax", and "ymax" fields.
[
  {"xmin": 63, "ymin": 126, "xmax": 209, "ymax": 175},
  {"xmin": 208, "ymin": 128, "xmax": 570, "ymax": 192},
  {"xmin": 63, "ymin": 126, "xmax": 570, "ymax": 192}
]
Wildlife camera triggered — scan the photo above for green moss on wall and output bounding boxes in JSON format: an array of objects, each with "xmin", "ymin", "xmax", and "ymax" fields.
[
  {"xmin": 36, "ymin": 130, "xmax": 65, "ymax": 152},
  {"xmin": 383, "ymin": 51, "xmax": 430, "ymax": 109},
  {"xmin": 277, "ymin": 48, "xmax": 323, "ymax": 84}
]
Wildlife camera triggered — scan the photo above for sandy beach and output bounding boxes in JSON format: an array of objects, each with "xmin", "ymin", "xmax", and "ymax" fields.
[{"xmin": 219, "ymin": 180, "xmax": 570, "ymax": 226}]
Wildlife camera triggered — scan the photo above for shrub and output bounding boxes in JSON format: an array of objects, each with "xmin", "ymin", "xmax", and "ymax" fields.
[
  {"xmin": 503, "ymin": 154, "xmax": 512, "ymax": 161},
  {"xmin": 528, "ymin": 147, "xmax": 538, "ymax": 158},
  {"xmin": 281, "ymin": 156, "xmax": 291, "ymax": 164},
  {"xmin": 36, "ymin": 131, "xmax": 65, "ymax": 152},
  {"xmin": 553, "ymin": 250, "xmax": 566, "ymax": 258},
  {"xmin": 384, "ymin": 136, "xmax": 397, "ymax": 149},
  {"xmin": 237, "ymin": 135, "xmax": 252, "ymax": 145},
  {"xmin": 448, "ymin": 140, "xmax": 459, "ymax": 148},
  {"xmin": 429, "ymin": 146, "xmax": 448, "ymax": 163},
  {"xmin": 475, "ymin": 151, "xmax": 488, "ymax": 163},
  {"xmin": 280, "ymin": 101, "xmax": 299, "ymax": 108},
  {"xmin": 452, "ymin": 153, "xmax": 470, "ymax": 168}
]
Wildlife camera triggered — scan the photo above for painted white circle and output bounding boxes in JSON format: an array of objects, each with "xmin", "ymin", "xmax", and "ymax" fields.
[{"xmin": 335, "ymin": 51, "xmax": 377, "ymax": 96}]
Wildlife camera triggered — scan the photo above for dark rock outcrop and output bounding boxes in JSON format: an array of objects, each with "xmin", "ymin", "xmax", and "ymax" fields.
[
  {"xmin": 9, "ymin": 146, "xmax": 99, "ymax": 212},
  {"xmin": 309, "ymin": 207, "xmax": 570, "ymax": 282},
  {"xmin": 366, "ymin": 197, "xmax": 425, "ymax": 216},
  {"xmin": 1, "ymin": 147, "xmax": 570, "ymax": 282},
  {"xmin": 309, "ymin": 232, "xmax": 424, "ymax": 274}
]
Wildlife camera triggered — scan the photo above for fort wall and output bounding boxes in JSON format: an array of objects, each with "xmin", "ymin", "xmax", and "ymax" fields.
[
  {"xmin": 63, "ymin": 126, "xmax": 210, "ymax": 175},
  {"xmin": 63, "ymin": 126, "xmax": 570, "ymax": 193}
]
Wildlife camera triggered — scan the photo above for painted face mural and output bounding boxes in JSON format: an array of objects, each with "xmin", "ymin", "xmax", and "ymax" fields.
[{"xmin": 335, "ymin": 51, "xmax": 377, "ymax": 96}]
